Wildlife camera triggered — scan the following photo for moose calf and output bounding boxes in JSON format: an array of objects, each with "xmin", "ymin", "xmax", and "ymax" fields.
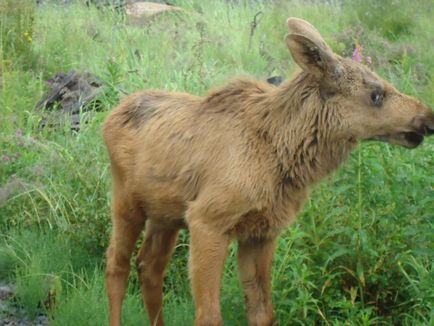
[{"xmin": 103, "ymin": 18, "xmax": 434, "ymax": 326}]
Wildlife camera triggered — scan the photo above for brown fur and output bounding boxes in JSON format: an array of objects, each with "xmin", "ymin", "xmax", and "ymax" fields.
[{"xmin": 103, "ymin": 18, "xmax": 434, "ymax": 326}]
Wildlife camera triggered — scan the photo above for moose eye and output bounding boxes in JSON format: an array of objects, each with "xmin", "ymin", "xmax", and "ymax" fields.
[{"xmin": 370, "ymin": 91, "xmax": 383, "ymax": 107}]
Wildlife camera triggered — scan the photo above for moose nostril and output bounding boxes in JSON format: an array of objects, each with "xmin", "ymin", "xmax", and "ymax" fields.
[
  {"xmin": 417, "ymin": 113, "xmax": 434, "ymax": 135},
  {"xmin": 425, "ymin": 121, "xmax": 434, "ymax": 135},
  {"xmin": 428, "ymin": 117, "xmax": 434, "ymax": 134}
]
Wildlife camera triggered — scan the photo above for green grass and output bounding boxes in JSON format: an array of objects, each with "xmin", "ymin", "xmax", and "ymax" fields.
[{"xmin": 1, "ymin": 0, "xmax": 433, "ymax": 325}]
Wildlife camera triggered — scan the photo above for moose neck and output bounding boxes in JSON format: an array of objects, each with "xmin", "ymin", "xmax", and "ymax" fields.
[{"xmin": 250, "ymin": 73, "xmax": 356, "ymax": 189}]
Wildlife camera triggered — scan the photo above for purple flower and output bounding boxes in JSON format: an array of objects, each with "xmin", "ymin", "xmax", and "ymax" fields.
[
  {"xmin": 15, "ymin": 129, "xmax": 23, "ymax": 138},
  {"xmin": 352, "ymin": 46, "xmax": 363, "ymax": 63},
  {"xmin": 2, "ymin": 155, "xmax": 11, "ymax": 162}
]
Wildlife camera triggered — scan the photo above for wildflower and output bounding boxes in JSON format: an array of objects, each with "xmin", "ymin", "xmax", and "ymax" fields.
[
  {"xmin": 22, "ymin": 31, "xmax": 32, "ymax": 43},
  {"xmin": 351, "ymin": 44, "xmax": 363, "ymax": 63},
  {"xmin": 366, "ymin": 56, "xmax": 372, "ymax": 65},
  {"xmin": 2, "ymin": 155, "xmax": 11, "ymax": 162},
  {"xmin": 15, "ymin": 129, "xmax": 23, "ymax": 138}
]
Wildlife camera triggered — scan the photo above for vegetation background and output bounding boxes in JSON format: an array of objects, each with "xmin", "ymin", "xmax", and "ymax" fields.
[{"xmin": 0, "ymin": 0, "xmax": 433, "ymax": 325}]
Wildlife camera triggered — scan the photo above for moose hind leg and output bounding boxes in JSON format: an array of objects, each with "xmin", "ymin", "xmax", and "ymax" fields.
[
  {"xmin": 136, "ymin": 221, "xmax": 179, "ymax": 326},
  {"xmin": 106, "ymin": 197, "xmax": 146, "ymax": 326}
]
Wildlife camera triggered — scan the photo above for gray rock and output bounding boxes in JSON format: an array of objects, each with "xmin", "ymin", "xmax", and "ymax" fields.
[
  {"xmin": 266, "ymin": 76, "xmax": 283, "ymax": 86},
  {"xmin": 0, "ymin": 285, "xmax": 14, "ymax": 300},
  {"xmin": 125, "ymin": 2, "xmax": 182, "ymax": 26},
  {"xmin": 35, "ymin": 70, "xmax": 104, "ymax": 131}
]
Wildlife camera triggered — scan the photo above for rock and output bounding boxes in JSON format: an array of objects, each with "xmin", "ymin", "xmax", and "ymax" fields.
[
  {"xmin": 34, "ymin": 315, "xmax": 49, "ymax": 326},
  {"xmin": 36, "ymin": 0, "xmax": 74, "ymax": 5},
  {"xmin": 35, "ymin": 71, "xmax": 104, "ymax": 131},
  {"xmin": 125, "ymin": 2, "xmax": 182, "ymax": 26},
  {"xmin": 36, "ymin": 0, "xmax": 171, "ymax": 10},
  {"xmin": 0, "ymin": 283, "xmax": 49, "ymax": 326},
  {"xmin": 0, "ymin": 284, "xmax": 13, "ymax": 317},
  {"xmin": 0, "ymin": 285, "xmax": 14, "ymax": 300},
  {"xmin": 266, "ymin": 76, "xmax": 283, "ymax": 86}
]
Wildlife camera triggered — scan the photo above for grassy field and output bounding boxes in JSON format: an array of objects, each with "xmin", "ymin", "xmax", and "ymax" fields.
[{"xmin": 0, "ymin": 0, "xmax": 433, "ymax": 325}]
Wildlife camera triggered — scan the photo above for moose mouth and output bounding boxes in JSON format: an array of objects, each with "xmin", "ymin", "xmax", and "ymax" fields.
[{"xmin": 368, "ymin": 131, "xmax": 425, "ymax": 149}]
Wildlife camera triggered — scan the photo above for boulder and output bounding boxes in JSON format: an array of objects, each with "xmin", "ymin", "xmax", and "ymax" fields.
[
  {"xmin": 266, "ymin": 76, "xmax": 283, "ymax": 86},
  {"xmin": 35, "ymin": 71, "xmax": 104, "ymax": 131},
  {"xmin": 125, "ymin": 1, "xmax": 182, "ymax": 26}
]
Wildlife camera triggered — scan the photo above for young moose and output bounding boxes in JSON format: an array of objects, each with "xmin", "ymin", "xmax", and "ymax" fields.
[{"xmin": 103, "ymin": 18, "xmax": 434, "ymax": 326}]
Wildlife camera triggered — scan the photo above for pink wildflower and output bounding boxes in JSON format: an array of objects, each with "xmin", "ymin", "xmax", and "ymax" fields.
[{"xmin": 352, "ymin": 45, "xmax": 363, "ymax": 63}]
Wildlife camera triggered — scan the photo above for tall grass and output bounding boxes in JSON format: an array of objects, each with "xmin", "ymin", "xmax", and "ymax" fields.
[
  {"xmin": 0, "ymin": 0, "xmax": 433, "ymax": 325},
  {"xmin": 0, "ymin": 0, "xmax": 35, "ymax": 69}
]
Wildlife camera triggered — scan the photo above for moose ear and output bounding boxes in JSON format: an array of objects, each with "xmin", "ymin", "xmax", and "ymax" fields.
[{"xmin": 285, "ymin": 18, "xmax": 341, "ymax": 79}]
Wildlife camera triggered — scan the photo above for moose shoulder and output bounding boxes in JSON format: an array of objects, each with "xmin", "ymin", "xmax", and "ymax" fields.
[{"xmin": 103, "ymin": 17, "xmax": 434, "ymax": 326}]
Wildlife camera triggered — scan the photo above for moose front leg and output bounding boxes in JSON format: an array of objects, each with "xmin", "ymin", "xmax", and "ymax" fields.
[
  {"xmin": 237, "ymin": 237, "xmax": 277, "ymax": 326},
  {"xmin": 188, "ymin": 221, "xmax": 230, "ymax": 326}
]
